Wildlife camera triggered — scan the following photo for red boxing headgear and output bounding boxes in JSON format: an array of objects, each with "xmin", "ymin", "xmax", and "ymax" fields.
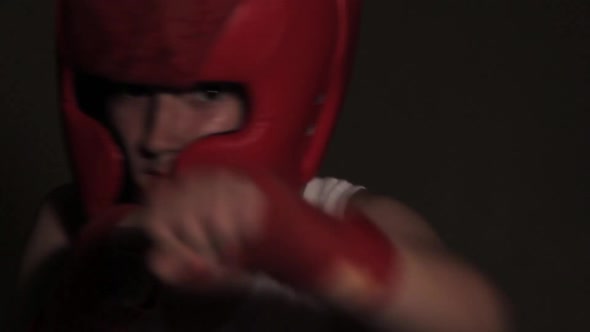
[{"xmin": 57, "ymin": 0, "xmax": 363, "ymax": 217}]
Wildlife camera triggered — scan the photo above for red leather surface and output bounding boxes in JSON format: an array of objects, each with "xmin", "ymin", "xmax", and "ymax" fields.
[{"xmin": 57, "ymin": 0, "xmax": 363, "ymax": 218}]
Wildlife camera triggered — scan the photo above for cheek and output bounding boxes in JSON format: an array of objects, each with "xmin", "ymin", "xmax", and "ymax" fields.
[
  {"xmin": 108, "ymin": 102, "xmax": 146, "ymax": 152},
  {"xmin": 201, "ymin": 99, "xmax": 245, "ymax": 135},
  {"xmin": 219, "ymin": 99, "xmax": 246, "ymax": 130}
]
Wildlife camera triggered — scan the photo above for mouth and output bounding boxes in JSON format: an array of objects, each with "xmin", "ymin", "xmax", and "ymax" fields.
[{"xmin": 143, "ymin": 168, "xmax": 170, "ymax": 177}]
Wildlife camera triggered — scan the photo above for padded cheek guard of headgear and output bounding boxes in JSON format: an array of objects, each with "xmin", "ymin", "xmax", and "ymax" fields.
[{"xmin": 57, "ymin": 0, "xmax": 363, "ymax": 218}]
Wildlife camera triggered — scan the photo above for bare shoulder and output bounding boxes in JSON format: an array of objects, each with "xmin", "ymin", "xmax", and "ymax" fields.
[
  {"xmin": 349, "ymin": 190, "xmax": 445, "ymax": 250},
  {"xmin": 19, "ymin": 184, "xmax": 83, "ymax": 283}
]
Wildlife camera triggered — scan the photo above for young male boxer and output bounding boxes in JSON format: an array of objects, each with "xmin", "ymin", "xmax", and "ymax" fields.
[{"xmin": 19, "ymin": 1, "xmax": 509, "ymax": 331}]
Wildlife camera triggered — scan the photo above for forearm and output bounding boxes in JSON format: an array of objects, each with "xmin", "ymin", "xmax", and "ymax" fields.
[
  {"xmin": 332, "ymin": 195, "xmax": 511, "ymax": 332},
  {"xmin": 314, "ymin": 239, "xmax": 508, "ymax": 332},
  {"xmin": 371, "ymin": 245, "xmax": 510, "ymax": 332}
]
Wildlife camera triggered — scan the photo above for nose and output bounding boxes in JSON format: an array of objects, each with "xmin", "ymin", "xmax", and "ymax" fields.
[{"xmin": 140, "ymin": 94, "xmax": 196, "ymax": 158}]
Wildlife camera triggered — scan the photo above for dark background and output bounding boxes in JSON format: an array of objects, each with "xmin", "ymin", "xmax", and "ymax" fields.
[{"xmin": 0, "ymin": 1, "xmax": 588, "ymax": 331}]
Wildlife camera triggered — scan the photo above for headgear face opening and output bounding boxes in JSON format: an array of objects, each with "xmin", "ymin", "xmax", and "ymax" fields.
[{"xmin": 58, "ymin": 0, "xmax": 363, "ymax": 217}]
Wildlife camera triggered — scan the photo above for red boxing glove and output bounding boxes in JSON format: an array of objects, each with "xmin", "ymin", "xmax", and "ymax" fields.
[
  {"xmin": 234, "ymin": 170, "xmax": 399, "ymax": 307},
  {"xmin": 72, "ymin": 167, "xmax": 398, "ymax": 308}
]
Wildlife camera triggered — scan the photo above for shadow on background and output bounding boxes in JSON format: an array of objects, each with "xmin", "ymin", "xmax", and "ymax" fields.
[{"xmin": 1, "ymin": 1, "xmax": 588, "ymax": 331}]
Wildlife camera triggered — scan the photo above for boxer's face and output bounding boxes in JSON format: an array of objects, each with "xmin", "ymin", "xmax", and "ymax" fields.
[{"xmin": 106, "ymin": 83, "xmax": 246, "ymax": 193}]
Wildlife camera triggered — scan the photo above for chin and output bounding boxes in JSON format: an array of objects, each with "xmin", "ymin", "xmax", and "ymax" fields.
[{"xmin": 139, "ymin": 173, "xmax": 168, "ymax": 191}]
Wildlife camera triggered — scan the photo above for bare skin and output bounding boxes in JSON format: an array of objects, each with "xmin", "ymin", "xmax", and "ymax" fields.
[{"xmin": 19, "ymin": 83, "xmax": 510, "ymax": 332}]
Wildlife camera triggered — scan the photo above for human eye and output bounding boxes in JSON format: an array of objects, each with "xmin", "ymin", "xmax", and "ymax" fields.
[
  {"xmin": 181, "ymin": 82, "xmax": 245, "ymax": 111},
  {"xmin": 191, "ymin": 83, "xmax": 226, "ymax": 103},
  {"xmin": 110, "ymin": 83, "xmax": 153, "ymax": 102},
  {"xmin": 122, "ymin": 84, "xmax": 152, "ymax": 98}
]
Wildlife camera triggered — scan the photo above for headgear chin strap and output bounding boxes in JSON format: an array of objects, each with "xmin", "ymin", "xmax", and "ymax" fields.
[{"xmin": 58, "ymin": 0, "xmax": 363, "ymax": 218}]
